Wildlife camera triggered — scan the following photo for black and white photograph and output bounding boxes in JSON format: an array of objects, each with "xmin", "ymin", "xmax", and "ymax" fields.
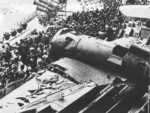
[{"xmin": 0, "ymin": 0, "xmax": 149, "ymax": 113}]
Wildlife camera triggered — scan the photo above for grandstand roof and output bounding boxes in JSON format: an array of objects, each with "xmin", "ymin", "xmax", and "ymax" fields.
[{"xmin": 119, "ymin": 5, "xmax": 150, "ymax": 18}]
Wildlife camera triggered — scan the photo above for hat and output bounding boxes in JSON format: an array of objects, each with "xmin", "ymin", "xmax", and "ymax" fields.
[
  {"xmin": 30, "ymin": 58, "xmax": 34, "ymax": 61},
  {"xmin": 12, "ymin": 64, "xmax": 16, "ymax": 69},
  {"xmin": 14, "ymin": 49, "xmax": 19, "ymax": 53},
  {"xmin": 27, "ymin": 66, "xmax": 32, "ymax": 71},
  {"xmin": 10, "ymin": 57, "xmax": 14, "ymax": 61},
  {"xmin": 29, "ymin": 47, "xmax": 35, "ymax": 51},
  {"xmin": 43, "ymin": 54, "xmax": 48, "ymax": 59},
  {"xmin": 37, "ymin": 70, "xmax": 45, "ymax": 75}
]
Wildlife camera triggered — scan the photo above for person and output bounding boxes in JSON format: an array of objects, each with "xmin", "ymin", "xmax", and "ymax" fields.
[
  {"xmin": 37, "ymin": 56, "xmax": 44, "ymax": 70},
  {"xmin": 0, "ymin": 46, "xmax": 5, "ymax": 66},
  {"xmin": 11, "ymin": 65, "xmax": 18, "ymax": 81},
  {"xmin": 1, "ymin": 70, "xmax": 9, "ymax": 88},
  {"xmin": 42, "ymin": 53, "xmax": 49, "ymax": 65},
  {"xmin": 14, "ymin": 49, "xmax": 21, "ymax": 65},
  {"xmin": 24, "ymin": 66, "xmax": 33, "ymax": 81},
  {"xmin": 8, "ymin": 69, "xmax": 15, "ymax": 82},
  {"xmin": 106, "ymin": 27, "xmax": 115, "ymax": 41},
  {"xmin": 17, "ymin": 65, "xmax": 25, "ymax": 79}
]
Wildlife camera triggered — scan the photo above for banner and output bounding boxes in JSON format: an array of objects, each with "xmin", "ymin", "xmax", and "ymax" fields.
[{"xmin": 59, "ymin": 0, "xmax": 67, "ymax": 4}]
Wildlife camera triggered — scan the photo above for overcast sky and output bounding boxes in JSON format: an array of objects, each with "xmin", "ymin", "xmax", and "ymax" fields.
[{"xmin": 0, "ymin": 0, "xmax": 34, "ymax": 6}]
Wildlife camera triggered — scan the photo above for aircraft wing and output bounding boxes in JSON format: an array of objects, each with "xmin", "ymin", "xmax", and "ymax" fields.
[
  {"xmin": 0, "ymin": 57, "xmax": 148, "ymax": 113},
  {"xmin": 0, "ymin": 70, "xmax": 76, "ymax": 113},
  {"xmin": 0, "ymin": 57, "xmax": 118, "ymax": 113},
  {"xmin": 51, "ymin": 57, "xmax": 122, "ymax": 85},
  {"xmin": 1, "ymin": 56, "xmax": 115, "ymax": 113}
]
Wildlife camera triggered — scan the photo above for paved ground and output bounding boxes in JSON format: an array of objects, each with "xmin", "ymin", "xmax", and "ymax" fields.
[{"xmin": 4, "ymin": 17, "xmax": 45, "ymax": 45}]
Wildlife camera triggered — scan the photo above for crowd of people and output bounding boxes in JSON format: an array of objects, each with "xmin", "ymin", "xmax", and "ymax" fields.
[
  {"xmin": 38, "ymin": 15, "xmax": 50, "ymax": 27},
  {"xmin": 0, "ymin": 30, "xmax": 53, "ymax": 89},
  {"xmin": 58, "ymin": 0, "xmax": 124, "ymax": 41},
  {"xmin": 37, "ymin": 0, "xmax": 149, "ymax": 41}
]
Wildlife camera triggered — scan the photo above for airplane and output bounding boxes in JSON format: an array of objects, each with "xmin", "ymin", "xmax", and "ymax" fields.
[
  {"xmin": 0, "ymin": 4, "xmax": 150, "ymax": 113},
  {"xmin": 0, "ymin": 27, "xmax": 149, "ymax": 113},
  {"xmin": 50, "ymin": 28, "xmax": 149, "ymax": 83}
]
